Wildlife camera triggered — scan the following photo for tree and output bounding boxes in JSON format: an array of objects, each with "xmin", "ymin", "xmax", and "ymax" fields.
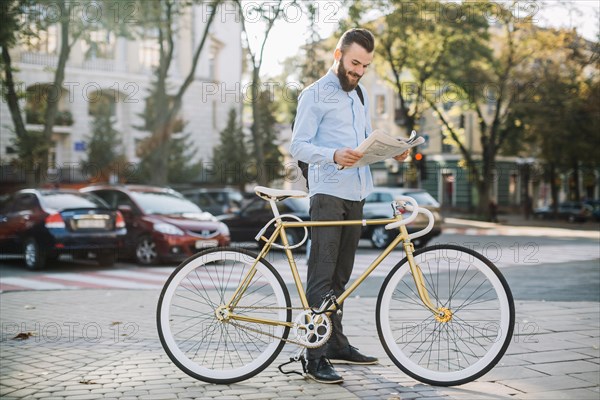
[
  {"xmin": 167, "ymin": 132, "xmax": 203, "ymax": 184},
  {"xmin": 85, "ymin": 102, "xmax": 126, "ymax": 183},
  {"xmin": 235, "ymin": 0, "xmax": 294, "ymax": 185},
  {"xmin": 212, "ymin": 108, "xmax": 250, "ymax": 190},
  {"xmin": 506, "ymin": 28, "xmax": 600, "ymax": 212},
  {"xmin": 427, "ymin": 1, "xmax": 546, "ymax": 217},
  {"xmin": 1, "ymin": 0, "xmax": 124, "ymax": 185},
  {"xmin": 252, "ymin": 89, "xmax": 283, "ymax": 185},
  {"xmin": 135, "ymin": 0, "xmax": 221, "ymax": 185},
  {"xmin": 135, "ymin": 78, "xmax": 202, "ymax": 184}
]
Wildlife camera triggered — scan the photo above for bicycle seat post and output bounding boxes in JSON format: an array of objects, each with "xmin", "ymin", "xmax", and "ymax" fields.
[{"xmin": 268, "ymin": 198, "xmax": 281, "ymax": 222}]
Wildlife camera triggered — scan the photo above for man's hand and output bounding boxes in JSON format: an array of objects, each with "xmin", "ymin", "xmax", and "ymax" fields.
[
  {"xmin": 334, "ymin": 148, "xmax": 364, "ymax": 167},
  {"xmin": 393, "ymin": 150, "xmax": 410, "ymax": 162}
]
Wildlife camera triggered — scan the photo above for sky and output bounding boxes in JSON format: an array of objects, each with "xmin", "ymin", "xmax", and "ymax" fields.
[{"xmin": 243, "ymin": 0, "xmax": 600, "ymax": 78}]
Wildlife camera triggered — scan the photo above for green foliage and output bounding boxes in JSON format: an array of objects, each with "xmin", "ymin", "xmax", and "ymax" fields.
[
  {"xmin": 211, "ymin": 108, "xmax": 250, "ymax": 188},
  {"xmin": 167, "ymin": 132, "xmax": 203, "ymax": 184},
  {"xmin": 253, "ymin": 90, "xmax": 283, "ymax": 184},
  {"xmin": 11, "ymin": 131, "xmax": 49, "ymax": 169},
  {"xmin": 135, "ymin": 79, "xmax": 201, "ymax": 184},
  {"xmin": 510, "ymin": 29, "xmax": 600, "ymax": 171},
  {"xmin": 85, "ymin": 103, "xmax": 125, "ymax": 182}
]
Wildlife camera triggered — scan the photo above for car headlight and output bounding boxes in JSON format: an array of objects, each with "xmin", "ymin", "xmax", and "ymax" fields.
[
  {"xmin": 154, "ymin": 222, "xmax": 184, "ymax": 236},
  {"xmin": 219, "ymin": 222, "xmax": 230, "ymax": 236}
]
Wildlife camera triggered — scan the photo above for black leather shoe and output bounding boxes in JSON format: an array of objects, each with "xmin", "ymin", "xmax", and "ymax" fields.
[
  {"xmin": 326, "ymin": 345, "xmax": 378, "ymax": 365},
  {"xmin": 306, "ymin": 356, "xmax": 343, "ymax": 384}
]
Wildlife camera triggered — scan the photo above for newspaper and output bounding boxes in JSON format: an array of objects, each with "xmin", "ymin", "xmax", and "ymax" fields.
[{"xmin": 341, "ymin": 129, "xmax": 425, "ymax": 169}]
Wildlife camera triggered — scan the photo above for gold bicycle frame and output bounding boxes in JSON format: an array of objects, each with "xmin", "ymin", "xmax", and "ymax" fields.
[{"xmin": 224, "ymin": 211, "xmax": 440, "ymax": 330}]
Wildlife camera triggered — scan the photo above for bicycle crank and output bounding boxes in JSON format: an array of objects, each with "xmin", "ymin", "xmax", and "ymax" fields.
[{"xmin": 292, "ymin": 310, "xmax": 332, "ymax": 348}]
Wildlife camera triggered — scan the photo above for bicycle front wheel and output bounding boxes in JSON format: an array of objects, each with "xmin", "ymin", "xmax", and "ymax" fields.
[
  {"xmin": 377, "ymin": 245, "xmax": 514, "ymax": 386},
  {"xmin": 157, "ymin": 248, "xmax": 291, "ymax": 384}
]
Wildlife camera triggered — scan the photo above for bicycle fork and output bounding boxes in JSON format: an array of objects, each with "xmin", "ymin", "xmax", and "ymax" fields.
[{"xmin": 400, "ymin": 227, "xmax": 453, "ymax": 323}]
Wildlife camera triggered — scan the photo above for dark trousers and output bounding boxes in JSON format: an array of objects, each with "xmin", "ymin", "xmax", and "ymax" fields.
[{"xmin": 306, "ymin": 194, "xmax": 364, "ymax": 360}]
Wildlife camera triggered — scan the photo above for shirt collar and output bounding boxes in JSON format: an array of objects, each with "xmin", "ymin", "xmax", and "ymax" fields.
[{"xmin": 325, "ymin": 68, "xmax": 343, "ymax": 91}]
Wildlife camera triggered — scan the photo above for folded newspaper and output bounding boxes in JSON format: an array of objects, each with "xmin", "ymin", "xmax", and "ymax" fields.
[{"xmin": 341, "ymin": 129, "xmax": 425, "ymax": 169}]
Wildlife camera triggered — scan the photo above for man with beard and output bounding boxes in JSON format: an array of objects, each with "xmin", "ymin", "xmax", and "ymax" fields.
[{"xmin": 290, "ymin": 28, "xmax": 410, "ymax": 384}]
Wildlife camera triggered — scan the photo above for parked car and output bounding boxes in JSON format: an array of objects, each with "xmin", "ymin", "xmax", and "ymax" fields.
[
  {"xmin": 533, "ymin": 201, "xmax": 593, "ymax": 222},
  {"xmin": 217, "ymin": 196, "xmax": 310, "ymax": 246},
  {"xmin": 81, "ymin": 185, "xmax": 230, "ymax": 265},
  {"xmin": 0, "ymin": 189, "xmax": 126, "ymax": 269},
  {"xmin": 181, "ymin": 188, "xmax": 246, "ymax": 216},
  {"xmin": 362, "ymin": 187, "xmax": 443, "ymax": 249},
  {"xmin": 584, "ymin": 200, "xmax": 600, "ymax": 222}
]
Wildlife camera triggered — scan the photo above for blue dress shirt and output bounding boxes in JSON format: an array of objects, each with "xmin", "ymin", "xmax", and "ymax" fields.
[{"xmin": 290, "ymin": 69, "xmax": 374, "ymax": 201}]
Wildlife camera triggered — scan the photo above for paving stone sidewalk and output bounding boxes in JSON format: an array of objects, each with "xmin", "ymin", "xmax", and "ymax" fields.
[{"xmin": 1, "ymin": 290, "xmax": 598, "ymax": 400}]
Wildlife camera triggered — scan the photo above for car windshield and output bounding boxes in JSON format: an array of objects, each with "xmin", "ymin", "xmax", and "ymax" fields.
[
  {"xmin": 131, "ymin": 191, "xmax": 202, "ymax": 215},
  {"xmin": 403, "ymin": 192, "xmax": 440, "ymax": 207},
  {"xmin": 42, "ymin": 192, "xmax": 108, "ymax": 210}
]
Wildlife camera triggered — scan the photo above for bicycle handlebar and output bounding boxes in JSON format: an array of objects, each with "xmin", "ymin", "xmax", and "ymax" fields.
[
  {"xmin": 384, "ymin": 196, "xmax": 418, "ymax": 229},
  {"xmin": 384, "ymin": 196, "xmax": 435, "ymax": 240}
]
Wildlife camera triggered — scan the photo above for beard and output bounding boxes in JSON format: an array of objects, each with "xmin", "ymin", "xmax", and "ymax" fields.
[{"xmin": 336, "ymin": 59, "xmax": 362, "ymax": 92}]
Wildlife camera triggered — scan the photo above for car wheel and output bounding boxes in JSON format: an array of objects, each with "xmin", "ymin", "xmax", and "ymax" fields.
[
  {"xmin": 370, "ymin": 226, "xmax": 392, "ymax": 249},
  {"xmin": 98, "ymin": 251, "xmax": 116, "ymax": 267},
  {"xmin": 136, "ymin": 236, "xmax": 159, "ymax": 265},
  {"xmin": 412, "ymin": 238, "xmax": 430, "ymax": 249},
  {"xmin": 24, "ymin": 237, "xmax": 46, "ymax": 270}
]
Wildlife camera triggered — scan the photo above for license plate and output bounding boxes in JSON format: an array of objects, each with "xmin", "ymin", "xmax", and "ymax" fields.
[
  {"xmin": 195, "ymin": 240, "xmax": 218, "ymax": 249},
  {"xmin": 77, "ymin": 219, "xmax": 106, "ymax": 229}
]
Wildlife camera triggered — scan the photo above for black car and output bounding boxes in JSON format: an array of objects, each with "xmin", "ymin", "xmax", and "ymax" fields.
[
  {"xmin": 0, "ymin": 189, "xmax": 126, "ymax": 269},
  {"xmin": 182, "ymin": 188, "xmax": 246, "ymax": 216},
  {"xmin": 217, "ymin": 196, "xmax": 310, "ymax": 246},
  {"xmin": 533, "ymin": 201, "xmax": 593, "ymax": 222}
]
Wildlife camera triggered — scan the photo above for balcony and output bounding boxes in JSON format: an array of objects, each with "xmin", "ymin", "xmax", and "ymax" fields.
[
  {"xmin": 26, "ymin": 109, "xmax": 74, "ymax": 135},
  {"xmin": 82, "ymin": 57, "xmax": 124, "ymax": 72},
  {"xmin": 26, "ymin": 109, "xmax": 73, "ymax": 127},
  {"xmin": 20, "ymin": 51, "xmax": 58, "ymax": 67}
]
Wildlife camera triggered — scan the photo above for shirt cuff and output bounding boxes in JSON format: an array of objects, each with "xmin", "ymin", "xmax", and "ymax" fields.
[{"xmin": 327, "ymin": 148, "xmax": 337, "ymax": 164}]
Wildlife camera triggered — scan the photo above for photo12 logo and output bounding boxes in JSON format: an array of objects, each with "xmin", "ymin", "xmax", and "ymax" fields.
[{"xmin": 2, "ymin": 321, "xmax": 139, "ymax": 343}]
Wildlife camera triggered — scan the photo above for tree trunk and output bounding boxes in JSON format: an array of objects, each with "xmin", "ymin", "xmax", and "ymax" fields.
[
  {"xmin": 479, "ymin": 128, "xmax": 496, "ymax": 219},
  {"xmin": 549, "ymin": 163, "xmax": 559, "ymax": 218},
  {"xmin": 571, "ymin": 159, "xmax": 580, "ymax": 201},
  {"xmin": 1, "ymin": 48, "xmax": 27, "ymax": 140},
  {"xmin": 251, "ymin": 69, "xmax": 267, "ymax": 186}
]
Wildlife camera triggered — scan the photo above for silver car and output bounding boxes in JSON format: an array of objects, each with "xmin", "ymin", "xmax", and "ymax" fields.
[{"xmin": 362, "ymin": 187, "xmax": 443, "ymax": 249}]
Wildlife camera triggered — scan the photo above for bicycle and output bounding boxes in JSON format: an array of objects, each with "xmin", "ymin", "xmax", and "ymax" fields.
[{"xmin": 157, "ymin": 186, "xmax": 515, "ymax": 386}]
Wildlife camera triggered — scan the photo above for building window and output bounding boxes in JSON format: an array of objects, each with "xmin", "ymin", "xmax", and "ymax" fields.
[
  {"xmin": 88, "ymin": 92, "xmax": 117, "ymax": 117},
  {"xmin": 25, "ymin": 84, "xmax": 72, "ymax": 126},
  {"xmin": 23, "ymin": 24, "xmax": 58, "ymax": 54},
  {"xmin": 83, "ymin": 30, "xmax": 116, "ymax": 59},
  {"xmin": 139, "ymin": 29, "xmax": 160, "ymax": 70}
]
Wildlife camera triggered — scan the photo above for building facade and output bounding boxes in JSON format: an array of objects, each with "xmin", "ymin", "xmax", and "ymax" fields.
[{"xmin": 1, "ymin": 3, "xmax": 242, "ymax": 186}]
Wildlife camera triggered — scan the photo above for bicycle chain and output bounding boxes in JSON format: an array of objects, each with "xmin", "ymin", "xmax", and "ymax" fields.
[{"xmin": 226, "ymin": 307, "xmax": 329, "ymax": 348}]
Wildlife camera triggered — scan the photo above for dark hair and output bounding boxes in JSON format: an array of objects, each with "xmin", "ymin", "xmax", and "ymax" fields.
[{"xmin": 337, "ymin": 28, "xmax": 375, "ymax": 53}]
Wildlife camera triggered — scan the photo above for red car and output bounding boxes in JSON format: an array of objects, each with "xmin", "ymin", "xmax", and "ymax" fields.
[
  {"xmin": 0, "ymin": 189, "xmax": 126, "ymax": 269},
  {"xmin": 81, "ymin": 185, "xmax": 230, "ymax": 265}
]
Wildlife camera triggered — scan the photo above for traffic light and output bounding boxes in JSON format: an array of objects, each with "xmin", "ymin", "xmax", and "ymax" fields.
[{"xmin": 413, "ymin": 152, "xmax": 427, "ymax": 180}]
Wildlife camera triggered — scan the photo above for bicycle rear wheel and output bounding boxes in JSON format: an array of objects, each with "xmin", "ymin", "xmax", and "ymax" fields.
[
  {"xmin": 377, "ymin": 244, "xmax": 514, "ymax": 386},
  {"xmin": 157, "ymin": 248, "xmax": 291, "ymax": 384}
]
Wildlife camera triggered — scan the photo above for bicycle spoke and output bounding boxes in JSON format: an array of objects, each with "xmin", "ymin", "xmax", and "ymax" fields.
[
  {"xmin": 158, "ymin": 249, "xmax": 291, "ymax": 382},
  {"xmin": 377, "ymin": 245, "xmax": 514, "ymax": 385}
]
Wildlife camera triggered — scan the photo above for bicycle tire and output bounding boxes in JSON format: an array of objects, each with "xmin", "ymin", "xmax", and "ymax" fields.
[
  {"xmin": 157, "ymin": 247, "xmax": 292, "ymax": 384},
  {"xmin": 376, "ymin": 244, "xmax": 515, "ymax": 386}
]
